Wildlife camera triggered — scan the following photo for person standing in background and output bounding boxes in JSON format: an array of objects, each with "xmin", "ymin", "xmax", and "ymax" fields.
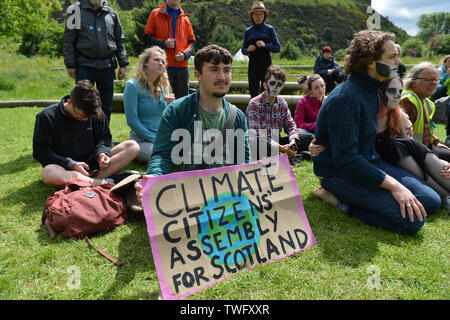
[
  {"xmin": 144, "ymin": 0, "xmax": 195, "ymax": 99},
  {"xmin": 63, "ymin": 0, "xmax": 129, "ymax": 124},
  {"xmin": 242, "ymin": 1, "xmax": 281, "ymax": 98}
]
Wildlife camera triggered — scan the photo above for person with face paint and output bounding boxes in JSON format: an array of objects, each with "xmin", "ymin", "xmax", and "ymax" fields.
[
  {"xmin": 294, "ymin": 74, "xmax": 326, "ymax": 134},
  {"xmin": 246, "ymin": 66, "xmax": 314, "ymax": 162},
  {"xmin": 400, "ymin": 62, "xmax": 450, "ymax": 163},
  {"xmin": 311, "ymin": 30, "xmax": 441, "ymax": 234},
  {"xmin": 375, "ymin": 78, "xmax": 450, "ymax": 211},
  {"xmin": 63, "ymin": 0, "xmax": 129, "ymax": 124},
  {"xmin": 242, "ymin": 2, "xmax": 281, "ymax": 98},
  {"xmin": 312, "ymin": 77, "xmax": 450, "ymax": 211}
]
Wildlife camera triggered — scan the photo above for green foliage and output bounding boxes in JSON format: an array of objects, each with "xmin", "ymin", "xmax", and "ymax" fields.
[
  {"xmin": 0, "ymin": 0, "xmax": 61, "ymax": 36},
  {"xmin": 333, "ymin": 48, "xmax": 347, "ymax": 60},
  {"xmin": 417, "ymin": 12, "xmax": 450, "ymax": 42},
  {"xmin": 212, "ymin": 25, "xmax": 241, "ymax": 54},
  {"xmin": 323, "ymin": 27, "xmax": 334, "ymax": 42},
  {"xmin": 18, "ymin": 21, "xmax": 64, "ymax": 58},
  {"xmin": 401, "ymin": 37, "xmax": 426, "ymax": 58},
  {"xmin": 0, "ymin": 76, "xmax": 15, "ymax": 91},
  {"xmin": 280, "ymin": 38, "xmax": 301, "ymax": 61},
  {"xmin": 432, "ymin": 34, "xmax": 450, "ymax": 55},
  {"xmin": 125, "ymin": 0, "xmax": 159, "ymax": 57},
  {"xmin": 191, "ymin": 3, "xmax": 218, "ymax": 52}
]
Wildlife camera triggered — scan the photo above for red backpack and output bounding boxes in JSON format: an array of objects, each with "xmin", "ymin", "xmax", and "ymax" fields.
[{"xmin": 42, "ymin": 179, "xmax": 128, "ymax": 265}]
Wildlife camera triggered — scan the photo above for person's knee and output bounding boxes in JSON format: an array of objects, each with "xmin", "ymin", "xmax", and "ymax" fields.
[
  {"xmin": 123, "ymin": 140, "xmax": 140, "ymax": 158},
  {"xmin": 41, "ymin": 165, "xmax": 69, "ymax": 187},
  {"xmin": 400, "ymin": 219, "xmax": 426, "ymax": 235}
]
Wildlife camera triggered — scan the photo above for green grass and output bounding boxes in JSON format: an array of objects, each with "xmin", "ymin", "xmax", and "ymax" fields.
[{"xmin": 0, "ymin": 107, "xmax": 448, "ymax": 300}]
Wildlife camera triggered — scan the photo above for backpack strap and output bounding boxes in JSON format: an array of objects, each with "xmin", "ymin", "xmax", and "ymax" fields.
[
  {"xmin": 84, "ymin": 236, "xmax": 123, "ymax": 267},
  {"xmin": 222, "ymin": 103, "xmax": 237, "ymax": 144}
]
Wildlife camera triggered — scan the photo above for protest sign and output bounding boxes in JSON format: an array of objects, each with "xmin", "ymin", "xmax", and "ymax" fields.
[{"xmin": 140, "ymin": 154, "xmax": 317, "ymax": 300}]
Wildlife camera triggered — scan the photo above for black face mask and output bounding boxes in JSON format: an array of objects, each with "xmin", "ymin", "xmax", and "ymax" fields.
[{"xmin": 375, "ymin": 62, "xmax": 406, "ymax": 79}]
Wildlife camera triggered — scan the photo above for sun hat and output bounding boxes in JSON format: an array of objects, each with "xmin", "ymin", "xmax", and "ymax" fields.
[{"xmin": 248, "ymin": 1, "xmax": 269, "ymax": 15}]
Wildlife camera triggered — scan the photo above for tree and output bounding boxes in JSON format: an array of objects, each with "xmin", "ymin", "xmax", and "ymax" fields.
[
  {"xmin": 323, "ymin": 27, "xmax": 334, "ymax": 43},
  {"xmin": 433, "ymin": 34, "xmax": 450, "ymax": 55},
  {"xmin": 417, "ymin": 12, "xmax": 450, "ymax": 42},
  {"xmin": 191, "ymin": 4, "xmax": 217, "ymax": 51},
  {"xmin": 213, "ymin": 25, "xmax": 240, "ymax": 54},
  {"xmin": 0, "ymin": 0, "xmax": 61, "ymax": 36},
  {"xmin": 280, "ymin": 38, "xmax": 301, "ymax": 61}
]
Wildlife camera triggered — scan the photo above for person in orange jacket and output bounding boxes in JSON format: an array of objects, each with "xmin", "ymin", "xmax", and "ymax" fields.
[{"xmin": 144, "ymin": 0, "xmax": 196, "ymax": 99}]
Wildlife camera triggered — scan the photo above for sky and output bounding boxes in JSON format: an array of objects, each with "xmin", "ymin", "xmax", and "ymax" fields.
[{"xmin": 371, "ymin": 0, "xmax": 449, "ymax": 36}]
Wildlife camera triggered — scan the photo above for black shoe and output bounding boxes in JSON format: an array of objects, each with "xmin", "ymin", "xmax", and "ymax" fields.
[
  {"xmin": 290, "ymin": 157, "xmax": 302, "ymax": 167},
  {"xmin": 300, "ymin": 151, "xmax": 312, "ymax": 161}
]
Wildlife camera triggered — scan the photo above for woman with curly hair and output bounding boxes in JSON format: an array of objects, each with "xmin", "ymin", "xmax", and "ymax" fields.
[
  {"xmin": 124, "ymin": 46, "xmax": 173, "ymax": 163},
  {"xmin": 311, "ymin": 30, "xmax": 441, "ymax": 234}
]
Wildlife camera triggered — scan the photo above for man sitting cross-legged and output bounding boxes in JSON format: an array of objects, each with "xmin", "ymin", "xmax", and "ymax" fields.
[
  {"xmin": 33, "ymin": 80, "xmax": 140, "ymax": 187},
  {"xmin": 246, "ymin": 65, "xmax": 314, "ymax": 162}
]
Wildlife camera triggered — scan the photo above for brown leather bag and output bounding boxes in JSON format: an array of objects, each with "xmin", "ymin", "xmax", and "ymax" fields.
[{"xmin": 42, "ymin": 179, "xmax": 128, "ymax": 265}]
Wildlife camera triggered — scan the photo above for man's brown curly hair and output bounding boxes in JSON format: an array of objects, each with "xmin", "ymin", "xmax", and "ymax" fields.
[{"xmin": 344, "ymin": 30, "xmax": 396, "ymax": 75}]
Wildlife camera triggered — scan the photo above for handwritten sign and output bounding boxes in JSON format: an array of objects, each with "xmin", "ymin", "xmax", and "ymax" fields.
[{"xmin": 140, "ymin": 155, "xmax": 317, "ymax": 300}]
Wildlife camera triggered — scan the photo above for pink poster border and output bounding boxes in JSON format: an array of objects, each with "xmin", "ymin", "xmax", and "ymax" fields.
[{"xmin": 140, "ymin": 154, "xmax": 317, "ymax": 300}]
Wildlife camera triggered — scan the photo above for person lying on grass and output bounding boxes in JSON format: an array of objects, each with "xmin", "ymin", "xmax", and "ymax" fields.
[{"xmin": 33, "ymin": 80, "xmax": 139, "ymax": 187}]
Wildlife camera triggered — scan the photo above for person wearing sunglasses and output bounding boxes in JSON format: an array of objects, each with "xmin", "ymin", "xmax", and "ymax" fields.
[
  {"xmin": 246, "ymin": 66, "xmax": 314, "ymax": 162},
  {"xmin": 400, "ymin": 62, "xmax": 450, "ymax": 162}
]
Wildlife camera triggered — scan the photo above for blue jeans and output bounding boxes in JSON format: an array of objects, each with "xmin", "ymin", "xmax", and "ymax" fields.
[
  {"xmin": 322, "ymin": 160, "xmax": 441, "ymax": 234},
  {"xmin": 76, "ymin": 67, "xmax": 115, "ymax": 123}
]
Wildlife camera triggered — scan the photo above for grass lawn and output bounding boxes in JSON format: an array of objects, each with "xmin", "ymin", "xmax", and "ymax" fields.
[{"xmin": 0, "ymin": 106, "xmax": 448, "ymax": 300}]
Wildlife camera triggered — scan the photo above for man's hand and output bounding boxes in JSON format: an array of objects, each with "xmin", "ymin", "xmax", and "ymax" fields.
[
  {"xmin": 381, "ymin": 175, "xmax": 427, "ymax": 223},
  {"xmin": 165, "ymin": 38, "xmax": 175, "ymax": 48},
  {"xmin": 71, "ymin": 162, "xmax": 90, "ymax": 176},
  {"xmin": 327, "ymin": 69, "xmax": 334, "ymax": 74},
  {"xmin": 256, "ymin": 40, "xmax": 265, "ymax": 48},
  {"xmin": 97, "ymin": 153, "xmax": 111, "ymax": 169},
  {"xmin": 174, "ymin": 52, "xmax": 185, "ymax": 62},
  {"xmin": 247, "ymin": 45, "xmax": 256, "ymax": 52},
  {"xmin": 118, "ymin": 67, "xmax": 126, "ymax": 80},
  {"xmin": 309, "ymin": 139, "xmax": 325, "ymax": 157},
  {"xmin": 135, "ymin": 175, "xmax": 153, "ymax": 203},
  {"xmin": 67, "ymin": 68, "xmax": 76, "ymax": 79},
  {"xmin": 436, "ymin": 142, "xmax": 450, "ymax": 150},
  {"xmin": 279, "ymin": 144, "xmax": 296, "ymax": 158},
  {"xmin": 441, "ymin": 161, "xmax": 450, "ymax": 179}
]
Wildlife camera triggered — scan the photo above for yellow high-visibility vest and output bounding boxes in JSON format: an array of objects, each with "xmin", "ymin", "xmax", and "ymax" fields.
[{"xmin": 401, "ymin": 89, "xmax": 436, "ymax": 144}]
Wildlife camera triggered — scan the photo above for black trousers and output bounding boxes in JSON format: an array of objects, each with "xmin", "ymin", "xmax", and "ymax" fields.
[
  {"xmin": 251, "ymin": 133, "xmax": 314, "ymax": 160},
  {"xmin": 248, "ymin": 60, "xmax": 271, "ymax": 98},
  {"xmin": 168, "ymin": 67, "xmax": 190, "ymax": 99}
]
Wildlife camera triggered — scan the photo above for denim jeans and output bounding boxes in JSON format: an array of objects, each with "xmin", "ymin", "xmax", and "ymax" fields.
[
  {"xmin": 321, "ymin": 160, "xmax": 441, "ymax": 234},
  {"xmin": 76, "ymin": 67, "xmax": 115, "ymax": 123}
]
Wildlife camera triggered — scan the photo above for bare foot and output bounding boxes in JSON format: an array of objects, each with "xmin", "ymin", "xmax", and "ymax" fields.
[{"xmin": 314, "ymin": 186, "xmax": 338, "ymax": 207}]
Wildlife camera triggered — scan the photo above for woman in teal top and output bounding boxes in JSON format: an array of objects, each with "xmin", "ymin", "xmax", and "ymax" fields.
[{"xmin": 124, "ymin": 46, "xmax": 173, "ymax": 163}]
